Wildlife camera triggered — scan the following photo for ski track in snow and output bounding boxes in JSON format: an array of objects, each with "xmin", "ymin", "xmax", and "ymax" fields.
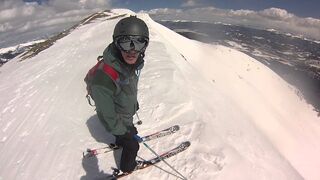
[{"xmin": 0, "ymin": 10, "xmax": 319, "ymax": 180}]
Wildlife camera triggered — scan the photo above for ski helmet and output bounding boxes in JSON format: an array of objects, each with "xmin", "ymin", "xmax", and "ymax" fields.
[{"xmin": 113, "ymin": 16, "xmax": 149, "ymax": 40}]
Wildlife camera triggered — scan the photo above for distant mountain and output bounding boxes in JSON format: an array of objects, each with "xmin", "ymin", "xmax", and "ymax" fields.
[
  {"xmin": 0, "ymin": 10, "xmax": 124, "ymax": 66},
  {"xmin": 0, "ymin": 40, "xmax": 43, "ymax": 67}
]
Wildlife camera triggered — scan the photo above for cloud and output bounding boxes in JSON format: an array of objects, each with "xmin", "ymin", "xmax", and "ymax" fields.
[
  {"xmin": 145, "ymin": 7, "xmax": 320, "ymax": 40},
  {"xmin": 181, "ymin": 0, "xmax": 203, "ymax": 7},
  {"xmin": 259, "ymin": 8, "xmax": 294, "ymax": 20},
  {"xmin": 0, "ymin": 0, "xmax": 112, "ymax": 48}
]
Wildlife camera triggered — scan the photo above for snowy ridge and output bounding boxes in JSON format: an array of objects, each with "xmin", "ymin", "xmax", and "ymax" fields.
[{"xmin": 0, "ymin": 10, "xmax": 319, "ymax": 180}]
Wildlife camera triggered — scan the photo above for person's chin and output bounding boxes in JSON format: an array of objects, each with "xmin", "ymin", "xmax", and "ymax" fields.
[{"xmin": 125, "ymin": 57, "xmax": 137, "ymax": 64}]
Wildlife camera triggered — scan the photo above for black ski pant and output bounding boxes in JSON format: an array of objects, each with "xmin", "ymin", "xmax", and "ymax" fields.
[{"xmin": 115, "ymin": 127, "xmax": 140, "ymax": 172}]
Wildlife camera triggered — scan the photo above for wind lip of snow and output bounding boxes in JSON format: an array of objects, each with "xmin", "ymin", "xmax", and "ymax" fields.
[{"xmin": 111, "ymin": 9, "xmax": 136, "ymax": 15}]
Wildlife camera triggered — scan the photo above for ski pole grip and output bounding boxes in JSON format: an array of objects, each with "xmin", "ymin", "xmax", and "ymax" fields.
[
  {"xmin": 134, "ymin": 134, "xmax": 143, "ymax": 143},
  {"xmin": 134, "ymin": 120, "xmax": 142, "ymax": 125}
]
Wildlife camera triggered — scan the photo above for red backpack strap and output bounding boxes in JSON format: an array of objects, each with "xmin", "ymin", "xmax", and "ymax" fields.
[
  {"xmin": 98, "ymin": 61, "xmax": 121, "ymax": 95},
  {"xmin": 88, "ymin": 57, "xmax": 119, "ymax": 81},
  {"xmin": 102, "ymin": 63, "xmax": 119, "ymax": 81}
]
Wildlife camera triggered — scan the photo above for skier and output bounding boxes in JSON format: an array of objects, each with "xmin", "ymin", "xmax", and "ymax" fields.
[{"xmin": 89, "ymin": 16, "xmax": 149, "ymax": 174}]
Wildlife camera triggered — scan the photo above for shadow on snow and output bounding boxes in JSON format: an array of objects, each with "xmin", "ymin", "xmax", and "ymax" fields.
[{"xmin": 81, "ymin": 114, "xmax": 122, "ymax": 180}]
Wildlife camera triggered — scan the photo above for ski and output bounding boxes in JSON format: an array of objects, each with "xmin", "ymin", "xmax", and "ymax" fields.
[
  {"xmin": 141, "ymin": 125, "xmax": 180, "ymax": 142},
  {"xmin": 110, "ymin": 141, "xmax": 191, "ymax": 179},
  {"xmin": 83, "ymin": 125, "xmax": 180, "ymax": 158}
]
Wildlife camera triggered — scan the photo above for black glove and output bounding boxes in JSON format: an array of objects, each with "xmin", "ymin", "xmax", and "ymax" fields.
[{"xmin": 115, "ymin": 126, "xmax": 138, "ymax": 145}]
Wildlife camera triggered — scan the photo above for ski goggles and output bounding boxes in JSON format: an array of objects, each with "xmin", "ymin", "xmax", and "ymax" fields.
[{"xmin": 115, "ymin": 36, "xmax": 149, "ymax": 52}]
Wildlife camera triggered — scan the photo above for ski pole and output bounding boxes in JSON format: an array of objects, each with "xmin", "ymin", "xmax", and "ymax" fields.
[
  {"xmin": 134, "ymin": 135, "xmax": 187, "ymax": 180},
  {"xmin": 137, "ymin": 155, "xmax": 185, "ymax": 180},
  {"xmin": 135, "ymin": 112, "xmax": 143, "ymax": 125}
]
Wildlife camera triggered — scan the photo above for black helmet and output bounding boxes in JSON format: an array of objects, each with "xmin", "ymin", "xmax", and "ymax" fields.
[
  {"xmin": 113, "ymin": 16, "xmax": 149, "ymax": 40},
  {"xmin": 113, "ymin": 16, "xmax": 149, "ymax": 53}
]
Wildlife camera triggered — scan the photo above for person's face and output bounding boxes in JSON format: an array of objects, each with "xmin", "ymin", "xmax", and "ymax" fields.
[{"xmin": 121, "ymin": 50, "xmax": 139, "ymax": 64}]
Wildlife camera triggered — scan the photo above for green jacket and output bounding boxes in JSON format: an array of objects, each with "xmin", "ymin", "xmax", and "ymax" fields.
[{"xmin": 91, "ymin": 44, "xmax": 144, "ymax": 135}]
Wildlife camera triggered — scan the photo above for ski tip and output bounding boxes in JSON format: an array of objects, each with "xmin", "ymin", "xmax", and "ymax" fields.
[
  {"xmin": 183, "ymin": 141, "xmax": 191, "ymax": 147},
  {"xmin": 172, "ymin": 125, "xmax": 180, "ymax": 131}
]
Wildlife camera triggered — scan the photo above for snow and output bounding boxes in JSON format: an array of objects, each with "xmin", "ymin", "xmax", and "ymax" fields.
[{"xmin": 1, "ymin": 10, "xmax": 320, "ymax": 180}]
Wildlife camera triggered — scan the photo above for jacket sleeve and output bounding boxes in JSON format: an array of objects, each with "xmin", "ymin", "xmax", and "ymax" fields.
[{"xmin": 91, "ymin": 84, "xmax": 127, "ymax": 135}]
